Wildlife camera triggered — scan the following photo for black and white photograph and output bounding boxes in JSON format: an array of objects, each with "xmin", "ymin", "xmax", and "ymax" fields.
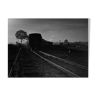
[{"xmin": 8, "ymin": 18, "xmax": 88, "ymax": 77}]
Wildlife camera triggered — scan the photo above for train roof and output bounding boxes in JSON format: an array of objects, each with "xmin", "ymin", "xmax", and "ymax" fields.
[
  {"xmin": 29, "ymin": 33, "xmax": 41, "ymax": 36},
  {"xmin": 29, "ymin": 33, "xmax": 52, "ymax": 43}
]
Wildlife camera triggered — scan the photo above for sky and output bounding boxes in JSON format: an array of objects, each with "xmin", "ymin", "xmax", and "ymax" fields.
[{"xmin": 8, "ymin": 19, "xmax": 88, "ymax": 43}]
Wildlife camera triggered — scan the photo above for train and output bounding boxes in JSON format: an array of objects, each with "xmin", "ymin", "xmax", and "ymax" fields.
[{"xmin": 29, "ymin": 33, "xmax": 52, "ymax": 51}]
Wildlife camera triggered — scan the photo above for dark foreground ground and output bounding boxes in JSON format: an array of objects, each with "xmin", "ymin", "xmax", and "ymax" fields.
[
  {"xmin": 8, "ymin": 44, "xmax": 19, "ymax": 75},
  {"xmin": 8, "ymin": 44, "xmax": 71, "ymax": 77},
  {"xmin": 8, "ymin": 44, "xmax": 88, "ymax": 77}
]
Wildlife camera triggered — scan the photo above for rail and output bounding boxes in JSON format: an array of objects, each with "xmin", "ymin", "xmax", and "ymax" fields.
[
  {"xmin": 31, "ymin": 50, "xmax": 80, "ymax": 77},
  {"xmin": 39, "ymin": 51, "xmax": 88, "ymax": 70}
]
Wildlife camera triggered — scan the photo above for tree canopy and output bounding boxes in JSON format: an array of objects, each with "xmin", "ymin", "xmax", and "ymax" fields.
[{"xmin": 15, "ymin": 30, "xmax": 28, "ymax": 44}]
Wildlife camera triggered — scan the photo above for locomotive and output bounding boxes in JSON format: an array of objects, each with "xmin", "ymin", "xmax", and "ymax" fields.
[
  {"xmin": 29, "ymin": 33, "xmax": 52, "ymax": 51},
  {"xmin": 29, "ymin": 33, "xmax": 42, "ymax": 50}
]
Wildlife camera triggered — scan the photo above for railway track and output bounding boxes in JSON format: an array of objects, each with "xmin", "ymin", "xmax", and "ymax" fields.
[
  {"xmin": 32, "ymin": 50, "xmax": 88, "ymax": 77},
  {"xmin": 32, "ymin": 50, "xmax": 79, "ymax": 77},
  {"xmin": 39, "ymin": 51, "xmax": 88, "ymax": 70},
  {"xmin": 9, "ymin": 48, "xmax": 72, "ymax": 77},
  {"xmin": 8, "ymin": 47, "xmax": 88, "ymax": 77}
]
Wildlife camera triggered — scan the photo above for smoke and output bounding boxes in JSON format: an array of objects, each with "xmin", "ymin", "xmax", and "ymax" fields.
[{"xmin": 50, "ymin": 35, "xmax": 55, "ymax": 41}]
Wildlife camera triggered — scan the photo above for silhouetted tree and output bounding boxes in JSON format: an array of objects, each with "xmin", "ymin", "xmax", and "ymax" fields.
[
  {"xmin": 64, "ymin": 39, "xmax": 68, "ymax": 44},
  {"xmin": 15, "ymin": 30, "xmax": 28, "ymax": 44}
]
